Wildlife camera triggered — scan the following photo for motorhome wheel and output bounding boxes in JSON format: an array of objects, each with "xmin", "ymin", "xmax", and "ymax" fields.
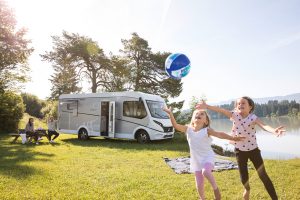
[
  {"xmin": 78, "ymin": 129, "xmax": 89, "ymax": 140},
  {"xmin": 137, "ymin": 130, "xmax": 150, "ymax": 144}
]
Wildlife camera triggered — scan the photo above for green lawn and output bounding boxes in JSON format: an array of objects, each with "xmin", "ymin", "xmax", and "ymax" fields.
[{"xmin": 0, "ymin": 117, "xmax": 299, "ymax": 199}]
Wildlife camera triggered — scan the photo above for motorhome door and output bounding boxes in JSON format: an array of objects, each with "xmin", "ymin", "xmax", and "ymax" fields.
[{"xmin": 108, "ymin": 101, "xmax": 115, "ymax": 138}]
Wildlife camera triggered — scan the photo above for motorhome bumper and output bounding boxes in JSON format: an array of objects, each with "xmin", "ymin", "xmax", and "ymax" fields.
[{"xmin": 163, "ymin": 134, "xmax": 173, "ymax": 138}]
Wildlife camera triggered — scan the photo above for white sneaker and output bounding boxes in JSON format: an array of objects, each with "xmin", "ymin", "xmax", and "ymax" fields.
[
  {"xmin": 38, "ymin": 137, "xmax": 43, "ymax": 141},
  {"xmin": 36, "ymin": 142, "xmax": 39, "ymax": 145},
  {"xmin": 51, "ymin": 140, "xmax": 55, "ymax": 143}
]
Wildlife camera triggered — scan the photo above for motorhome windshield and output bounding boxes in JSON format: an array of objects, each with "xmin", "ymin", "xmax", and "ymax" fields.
[{"xmin": 146, "ymin": 100, "xmax": 169, "ymax": 119}]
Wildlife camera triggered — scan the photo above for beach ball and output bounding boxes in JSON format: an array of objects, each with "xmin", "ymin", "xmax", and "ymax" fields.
[{"xmin": 165, "ymin": 53, "xmax": 191, "ymax": 79}]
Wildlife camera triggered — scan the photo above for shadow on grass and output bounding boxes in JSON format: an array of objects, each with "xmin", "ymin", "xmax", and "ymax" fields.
[
  {"xmin": 0, "ymin": 135, "xmax": 55, "ymax": 179},
  {"xmin": 61, "ymin": 133, "xmax": 190, "ymax": 153}
]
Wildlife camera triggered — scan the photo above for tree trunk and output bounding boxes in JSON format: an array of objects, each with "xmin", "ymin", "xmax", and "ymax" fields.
[{"xmin": 91, "ymin": 70, "xmax": 97, "ymax": 93}]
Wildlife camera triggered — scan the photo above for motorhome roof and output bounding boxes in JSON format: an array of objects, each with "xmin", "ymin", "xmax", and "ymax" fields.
[{"xmin": 59, "ymin": 91, "xmax": 164, "ymax": 101}]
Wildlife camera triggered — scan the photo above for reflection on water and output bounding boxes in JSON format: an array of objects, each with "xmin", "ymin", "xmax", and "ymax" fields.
[{"xmin": 210, "ymin": 117, "xmax": 300, "ymax": 160}]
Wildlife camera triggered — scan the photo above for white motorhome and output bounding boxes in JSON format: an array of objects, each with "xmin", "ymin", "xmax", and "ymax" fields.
[{"xmin": 58, "ymin": 91, "xmax": 174, "ymax": 143}]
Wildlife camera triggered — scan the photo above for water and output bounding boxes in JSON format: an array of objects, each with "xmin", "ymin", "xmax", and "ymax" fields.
[{"xmin": 210, "ymin": 117, "xmax": 300, "ymax": 160}]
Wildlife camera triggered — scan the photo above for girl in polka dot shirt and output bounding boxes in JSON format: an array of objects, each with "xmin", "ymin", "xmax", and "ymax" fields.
[{"xmin": 196, "ymin": 96, "xmax": 285, "ymax": 200}]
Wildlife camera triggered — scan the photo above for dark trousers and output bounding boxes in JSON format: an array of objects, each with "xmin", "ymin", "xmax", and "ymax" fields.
[
  {"xmin": 48, "ymin": 130, "xmax": 59, "ymax": 140},
  {"xmin": 26, "ymin": 131, "xmax": 38, "ymax": 142},
  {"xmin": 235, "ymin": 148, "xmax": 278, "ymax": 200}
]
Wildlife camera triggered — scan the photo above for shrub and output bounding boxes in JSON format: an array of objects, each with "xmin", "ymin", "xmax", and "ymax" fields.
[
  {"xmin": 41, "ymin": 100, "xmax": 58, "ymax": 119},
  {"xmin": 0, "ymin": 91, "xmax": 24, "ymax": 132}
]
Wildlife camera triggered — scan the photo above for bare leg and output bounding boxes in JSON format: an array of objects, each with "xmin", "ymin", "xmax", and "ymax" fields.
[
  {"xmin": 202, "ymin": 163, "xmax": 221, "ymax": 200},
  {"xmin": 195, "ymin": 171, "xmax": 205, "ymax": 200},
  {"xmin": 243, "ymin": 189, "xmax": 250, "ymax": 200}
]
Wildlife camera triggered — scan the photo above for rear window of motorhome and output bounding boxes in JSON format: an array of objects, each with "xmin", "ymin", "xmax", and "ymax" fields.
[{"xmin": 123, "ymin": 101, "xmax": 147, "ymax": 119}]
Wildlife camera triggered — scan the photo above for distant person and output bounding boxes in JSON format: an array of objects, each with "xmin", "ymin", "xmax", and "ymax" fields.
[
  {"xmin": 196, "ymin": 97, "xmax": 285, "ymax": 200},
  {"xmin": 163, "ymin": 107, "xmax": 244, "ymax": 200},
  {"xmin": 25, "ymin": 118, "xmax": 39, "ymax": 145},
  {"xmin": 47, "ymin": 117, "xmax": 60, "ymax": 143}
]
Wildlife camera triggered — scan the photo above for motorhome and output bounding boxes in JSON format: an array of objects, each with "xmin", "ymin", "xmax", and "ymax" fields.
[{"xmin": 58, "ymin": 91, "xmax": 174, "ymax": 143}]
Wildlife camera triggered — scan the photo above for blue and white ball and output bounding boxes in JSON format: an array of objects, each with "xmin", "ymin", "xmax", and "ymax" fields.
[{"xmin": 165, "ymin": 53, "xmax": 191, "ymax": 79}]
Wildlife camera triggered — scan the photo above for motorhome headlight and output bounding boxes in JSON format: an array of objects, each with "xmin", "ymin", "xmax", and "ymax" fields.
[
  {"xmin": 153, "ymin": 120, "xmax": 173, "ymax": 133},
  {"xmin": 153, "ymin": 120, "xmax": 163, "ymax": 127}
]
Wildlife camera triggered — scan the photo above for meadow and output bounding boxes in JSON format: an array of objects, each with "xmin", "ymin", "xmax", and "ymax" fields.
[{"xmin": 0, "ymin": 115, "xmax": 299, "ymax": 199}]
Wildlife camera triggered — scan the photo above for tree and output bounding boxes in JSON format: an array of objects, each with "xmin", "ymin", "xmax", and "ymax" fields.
[
  {"xmin": 41, "ymin": 31, "xmax": 110, "ymax": 93},
  {"xmin": 41, "ymin": 100, "xmax": 58, "ymax": 119},
  {"xmin": 167, "ymin": 99, "xmax": 185, "ymax": 124},
  {"xmin": 120, "ymin": 32, "xmax": 151, "ymax": 91},
  {"xmin": 21, "ymin": 93, "xmax": 45, "ymax": 118},
  {"xmin": 0, "ymin": 91, "xmax": 24, "ymax": 132},
  {"xmin": 48, "ymin": 63, "xmax": 81, "ymax": 99},
  {"xmin": 106, "ymin": 55, "xmax": 131, "ymax": 91},
  {"xmin": 149, "ymin": 52, "xmax": 183, "ymax": 98},
  {"xmin": 0, "ymin": 0, "xmax": 33, "ymax": 92},
  {"xmin": 120, "ymin": 33, "xmax": 183, "ymax": 99}
]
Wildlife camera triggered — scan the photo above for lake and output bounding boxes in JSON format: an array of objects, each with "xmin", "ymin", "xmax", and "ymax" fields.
[{"xmin": 210, "ymin": 116, "xmax": 300, "ymax": 160}]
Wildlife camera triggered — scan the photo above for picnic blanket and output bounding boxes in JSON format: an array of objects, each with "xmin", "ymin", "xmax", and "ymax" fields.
[{"xmin": 163, "ymin": 156, "xmax": 239, "ymax": 174}]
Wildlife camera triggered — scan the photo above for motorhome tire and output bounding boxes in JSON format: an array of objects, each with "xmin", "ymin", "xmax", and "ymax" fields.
[
  {"xmin": 136, "ymin": 130, "xmax": 150, "ymax": 144},
  {"xmin": 78, "ymin": 128, "xmax": 89, "ymax": 140}
]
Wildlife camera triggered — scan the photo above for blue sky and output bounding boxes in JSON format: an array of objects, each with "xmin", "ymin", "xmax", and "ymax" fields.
[{"xmin": 8, "ymin": 0, "xmax": 300, "ymax": 108}]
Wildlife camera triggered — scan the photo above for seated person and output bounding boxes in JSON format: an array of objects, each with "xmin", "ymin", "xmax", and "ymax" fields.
[
  {"xmin": 25, "ymin": 118, "xmax": 39, "ymax": 144},
  {"xmin": 47, "ymin": 117, "xmax": 60, "ymax": 143}
]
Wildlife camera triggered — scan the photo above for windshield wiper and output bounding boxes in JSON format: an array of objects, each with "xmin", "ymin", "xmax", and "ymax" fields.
[{"xmin": 154, "ymin": 111, "xmax": 167, "ymax": 118}]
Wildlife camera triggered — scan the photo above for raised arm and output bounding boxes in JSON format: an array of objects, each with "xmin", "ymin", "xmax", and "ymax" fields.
[
  {"xmin": 195, "ymin": 100, "xmax": 232, "ymax": 119},
  {"xmin": 163, "ymin": 107, "xmax": 187, "ymax": 134},
  {"xmin": 208, "ymin": 128, "xmax": 245, "ymax": 141},
  {"xmin": 255, "ymin": 118, "xmax": 286, "ymax": 137}
]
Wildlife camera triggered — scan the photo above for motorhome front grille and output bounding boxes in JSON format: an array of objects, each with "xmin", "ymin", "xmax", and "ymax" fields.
[{"xmin": 163, "ymin": 127, "xmax": 173, "ymax": 132}]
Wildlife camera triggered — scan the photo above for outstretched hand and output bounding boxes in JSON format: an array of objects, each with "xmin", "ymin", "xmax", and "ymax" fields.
[
  {"xmin": 195, "ymin": 100, "xmax": 208, "ymax": 109},
  {"xmin": 274, "ymin": 126, "xmax": 286, "ymax": 137},
  {"xmin": 163, "ymin": 107, "xmax": 172, "ymax": 115}
]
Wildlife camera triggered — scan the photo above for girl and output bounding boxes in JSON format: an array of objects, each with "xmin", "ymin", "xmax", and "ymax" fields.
[
  {"xmin": 196, "ymin": 97, "xmax": 285, "ymax": 200},
  {"xmin": 25, "ymin": 117, "xmax": 39, "ymax": 144},
  {"xmin": 163, "ymin": 107, "xmax": 244, "ymax": 200}
]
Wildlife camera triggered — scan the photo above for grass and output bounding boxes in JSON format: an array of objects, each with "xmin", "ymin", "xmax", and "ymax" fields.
[{"xmin": 0, "ymin": 116, "xmax": 299, "ymax": 199}]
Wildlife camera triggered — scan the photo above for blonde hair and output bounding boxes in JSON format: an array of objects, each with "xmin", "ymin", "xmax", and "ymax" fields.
[{"xmin": 190, "ymin": 109, "xmax": 210, "ymax": 128}]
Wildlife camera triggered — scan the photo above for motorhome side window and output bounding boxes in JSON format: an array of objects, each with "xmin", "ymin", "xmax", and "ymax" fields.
[{"xmin": 123, "ymin": 101, "xmax": 147, "ymax": 119}]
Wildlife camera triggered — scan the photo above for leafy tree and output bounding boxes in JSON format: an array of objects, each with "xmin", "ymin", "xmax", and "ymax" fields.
[
  {"xmin": 41, "ymin": 31, "xmax": 110, "ymax": 93},
  {"xmin": 149, "ymin": 52, "xmax": 183, "ymax": 98},
  {"xmin": 48, "ymin": 63, "xmax": 81, "ymax": 99},
  {"xmin": 0, "ymin": 91, "xmax": 24, "ymax": 132},
  {"xmin": 120, "ymin": 32, "xmax": 151, "ymax": 91},
  {"xmin": 21, "ymin": 93, "xmax": 45, "ymax": 118},
  {"xmin": 41, "ymin": 100, "xmax": 58, "ymax": 119},
  {"xmin": 120, "ymin": 33, "xmax": 183, "ymax": 98},
  {"xmin": 106, "ymin": 55, "xmax": 131, "ymax": 91},
  {"xmin": 0, "ymin": 0, "xmax": 33, "ymax": 92}
]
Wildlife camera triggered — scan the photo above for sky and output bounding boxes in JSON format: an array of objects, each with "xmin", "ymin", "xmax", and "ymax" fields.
[{"xmin": 7, "ymin": 0, "xmax": 300, "ymax": 108}]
